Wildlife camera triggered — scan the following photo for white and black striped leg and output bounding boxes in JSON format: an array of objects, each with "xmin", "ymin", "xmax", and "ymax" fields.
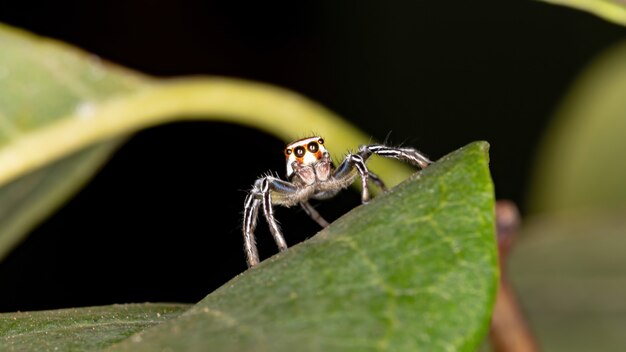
[
  {"xmin": 260, "ymin": 178, "xmax": 288, "ymax": 253},
  {"xmin": 300, "ymin": 201, "xmax": 330, "ymax": 227},
  {"xmin": 359, "ymin": 144, "xmax": 432, "ymax": 169},
  {"xmin": 368, "ymin": 171, "xmax": 388, "ymax": 192},
  {"xmin": 243, "ymin": 193, "xmax": 261, "ymax": 267},
  {"xmin": 353, "ymin": 154, "xmax": 371, "ymax": 203},
  {"xmin": 334, "ymin": 153, "xmax": 371, "ymax": 203}
]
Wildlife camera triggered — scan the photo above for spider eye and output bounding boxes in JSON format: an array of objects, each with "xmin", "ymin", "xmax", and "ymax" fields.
[
  {"xmin": 318, "ymin": 138, "xmax": 324, "ymax": 145},
  {"xmin": 307, "ymin": 141, "xmax": 319, "ymax": 153},
  {"xmin": 294, "ymin": 146, "xmax": 306, "ymax": 157},
  {"xmin": 285, "ymin": 148, "xmax": 292, "ymax": 155}
]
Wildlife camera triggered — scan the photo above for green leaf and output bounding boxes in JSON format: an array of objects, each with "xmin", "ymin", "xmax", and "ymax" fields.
[
  {"xmin": 0, "ymin": 303, "xmax": 190, "ymax": 351},
  {"xmin": 104, "ymin": 142, "xmax": 497, "ymax": 352},
  {"xmin": 540, "ymin": 0, "xmax": 626, "ymax": 26},
  {"xmin": 528, "ymin": 41, "xmax": 626, "ymax": 213},
  {"xmin": 0, "ymin": 23, "xmax": 414, "ymax": 261},
  {"xmin": 508, "ymin": 210, "xmax": 626, "ymax": 351}
]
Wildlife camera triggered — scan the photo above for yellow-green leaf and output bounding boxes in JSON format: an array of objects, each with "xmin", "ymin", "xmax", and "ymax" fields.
[
  {"xmin": 540, "ymin": 0, "xmax": 626, "ymax": 26},
  {"xmin": 528, "ymin": 41, "xmax": 626, "ymax": 213},
  {"xmin": 0, "ymin": 23, "xmax": 413, "ymax": 261}
]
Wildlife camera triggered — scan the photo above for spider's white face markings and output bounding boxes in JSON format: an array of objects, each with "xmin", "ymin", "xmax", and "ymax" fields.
[{"xmin": 284, "ymin": 136, "xmax": 328, "ymax": 179}]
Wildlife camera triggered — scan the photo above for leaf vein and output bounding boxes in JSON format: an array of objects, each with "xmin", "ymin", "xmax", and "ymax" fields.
[{"xmin": 336, "ymin": 236, "xmax": 398, "ymax": 351}]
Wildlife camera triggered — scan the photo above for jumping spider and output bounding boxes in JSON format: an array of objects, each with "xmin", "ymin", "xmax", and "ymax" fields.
[{"xmin": 242, "ymin": 136, "xmax": 431, "ymax": 267}]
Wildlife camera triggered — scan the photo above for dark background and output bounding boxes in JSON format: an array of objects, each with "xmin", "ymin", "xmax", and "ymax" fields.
[{"xmin": 0, "ymin": 1, "xmax": 624, "ymax": 312}]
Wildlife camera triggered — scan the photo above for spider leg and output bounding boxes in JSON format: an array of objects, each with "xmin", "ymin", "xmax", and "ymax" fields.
[
  {"xmin": 367, "ymin": 170, "xmax": 388, "ymax": 192},
  {"xmin": 260, "ymin": 178, "xmax": 288, "ymax": 253},
  {"xmin": 334, "ymin": 153, "xmax": 371, "ymax": 203},
  {"xmin": 359, "ymin": 144, "xmax": 431, "ymax": 169},
  {"xmin": 243, "ymin": 176, "xmax": 310, "ymax": 267},
  {"xmin": 242, "ymin": 193, "xmax": 262, "ymax": 267},
  {"xmin": 300, "ymin": 201, "xmax": 330, "ymax": 227}
]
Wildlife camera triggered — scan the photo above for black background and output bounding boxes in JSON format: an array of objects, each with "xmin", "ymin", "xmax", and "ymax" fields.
[{"xmin": 0, "ymin": 1, "xmax": 624, "ymax": 312}]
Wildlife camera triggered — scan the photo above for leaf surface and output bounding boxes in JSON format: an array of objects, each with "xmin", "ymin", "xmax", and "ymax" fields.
[{"xmin": 0, "ymin": 303, "xmax": 190, "ymax": 351}]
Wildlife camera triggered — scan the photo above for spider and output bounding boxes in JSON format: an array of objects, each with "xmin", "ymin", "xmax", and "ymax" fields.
[{"xmin": 242, "ymin": 136, "xmax": 431, "ymax": 267}]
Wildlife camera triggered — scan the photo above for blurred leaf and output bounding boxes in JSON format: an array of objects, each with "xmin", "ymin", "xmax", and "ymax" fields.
[
  {"xmin": 0, "ymin": 24, "xmax": 145, "ymax": 261},
  {"xmin": 509, "ymin": 210, "xmax": 626, "ymax": 351},
  {"xmin": 105, "ymin": 142, "xmax": 497, "ymax": 352},
  {"xmin": 0, "ymin": 303, "xmax": 190, "ymax": 351},
  {"xmin": 0, "ymin": 140, "xmax": 123, "ymax": 262},
  {"xmin": 528, "ymin": 41, "xmax": 626, "ymax": 213},
  {"xmin": 540, "ymin": 0, "xmax": 626, "ymax": 26},
  {"xmin": 0, "ymin": 23, "xmax": 415, "ymax": 261}
]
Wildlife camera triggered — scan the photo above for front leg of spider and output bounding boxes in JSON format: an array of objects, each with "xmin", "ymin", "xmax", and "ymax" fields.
[
  {"xmin": 359, "ymin": 144, "xmax": 432, "ymax": 169},
  {"xmin": 242, "ymin": 176, "xmax": 309, "ymax": 267},
  {"xmin": 332, "ymin": 153, "xmax": 374, "ymax": 203},
  {"xmin": 354, "ymin": 143, "xmax": 432, "ymax": 201}
]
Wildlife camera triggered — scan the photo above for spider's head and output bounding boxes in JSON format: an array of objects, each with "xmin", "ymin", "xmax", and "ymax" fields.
[{"xmin": 284, "ymin": 136, "xmax": 328, "ymax": 179}]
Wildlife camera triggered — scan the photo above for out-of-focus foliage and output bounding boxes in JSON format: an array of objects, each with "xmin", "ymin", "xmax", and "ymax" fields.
[
  {"xmin": 517, "ymin": 10, "xmax": 626, "ymax": 347},
  {"xmin": 0, "ymin": 23, "xmax": 412, "ymax": 262},
  {"xmin": 529, "ymin": 41, "xmax": 626, "ymax": 213},
  {"xmin": 509, "ymin": 210, "xmax": 626, "ymax": 351},
  {"xmin": 541, "ymin": 0, "xmax": 626, "ymax": 26}
]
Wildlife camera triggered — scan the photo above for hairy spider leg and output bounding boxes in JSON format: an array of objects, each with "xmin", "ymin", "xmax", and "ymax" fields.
[
  {"xmin": 359, "ymin": 144, "xmax": 432, "ymax": 169},
  {"xmin": 332, "ymin": 144, "xmax": 431, "ymax": 205},
  {"xmin": 366, "ymin": 171, "xmax": 388, "ymax": 192},
  {"xmin": 242, "ymin": 193, "xmax": 261, "ymax": 267},
  {"xmin": 333, "ymin": 153, "xmax": 372, "ymax": 203},
  {"xmin": 243, "ymin": 176, "xmax": 313, "ymax": 267},
  {"xmin": 260, "ymin": 178, "xmax": 288, "ymax": 252},
  {"xmin": 300, "ymin": 201, "xmax": 330, "ymax": 227}
]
